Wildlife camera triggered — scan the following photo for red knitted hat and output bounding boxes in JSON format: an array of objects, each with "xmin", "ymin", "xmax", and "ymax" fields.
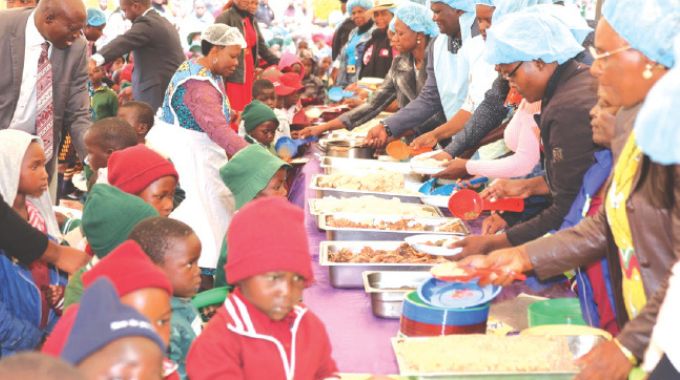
[
  {"xmin": 42, "ymin": 304, "xmax": 79, "ymax": 357},
  {"xmin": 107, "ymin": 145, "xmax": 178, "ymax": 195},
  {"xmin": 226, "ymin": 197, "xmax": 313, "ymax": 285},
  {"xmin": 82, "ymin": 240, "xmax": 173, "ymax": 296}
]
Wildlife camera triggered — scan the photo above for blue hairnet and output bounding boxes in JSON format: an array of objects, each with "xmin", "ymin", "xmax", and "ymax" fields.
[
  {"xmin": 492, "ymin": 0, "xmax": 552, "ymax": 23},
  {"xmin": 393, "ymin": 3, "xmax": 440, "ymax": 37},
  {"xmin": 475, "ymin": 0, "xmax": 495, "ymax": 6},
  {"xmin": 87, "ymin": 8, "xmax": 107, "ymax": 27},
  {"xmin": 602, "ymin": 0, "xmax": 680, "ymax": 68},
  {"xmin": 347, "ymin": 0, "xmax": 373, "ymax": 14},
  {"xmin": 430, "ymin": 0, "xmax": 475, "ymax": 12},
  {"xmin": 485, "ymin": 11, "xmax": 583, "ymax": 64},
  {"xmin": 633, "ymin": 36, "xmax": 680, "ymax": 165},
  {"xmin": 524, "ymin": 4, "xmax": 592, "ymax": 44}
]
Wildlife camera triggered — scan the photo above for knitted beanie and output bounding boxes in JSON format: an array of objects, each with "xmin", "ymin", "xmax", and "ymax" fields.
[
  {"xmin": 107, "ymin": 145, "xmax": 178, "ymax": 195},
  {"xmin": 82, "ymin": 184, "xmax": 159, "ymax": 258},
  {"xmin": 242, "ymin": 100, "xmax": 279, "ymax": 133}
]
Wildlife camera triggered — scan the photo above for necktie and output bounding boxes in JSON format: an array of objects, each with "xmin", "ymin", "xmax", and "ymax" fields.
[{"xmin": 36, "ymin": 41, "xmax": 54, "ymax": 161}]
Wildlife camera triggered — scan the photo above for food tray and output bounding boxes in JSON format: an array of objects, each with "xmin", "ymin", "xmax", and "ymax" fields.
[
  {"xmin": 310, "ymin": 174, "xmax": 424, "ymax": 204},
  {"xmin": 320, "ymin": 156, "xmax": 413, "ymax": 175},
  {"xmin": 362, "ymin": 271, "xmax": 432, "ymax": 319},
  {"xmin": 391, "ymin": 335, "xmax": 585, "ymax": 378},
  {"xmin": 318, "ymin": 213, "xmax": 470, "ymax": 241},
  {"xmin": 308, "ymin": 196, "xmax": 443, "ymax": 217},
  {"xmin": 319, "ymin": 241, "xmax": 434, "ymax": 288}
]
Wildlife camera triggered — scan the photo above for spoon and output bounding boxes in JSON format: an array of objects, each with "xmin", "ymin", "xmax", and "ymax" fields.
[
  {"xmin": 448, "ymin": 189, "xmax": 524, "ymax": 220},
  {"xmin": 386, "ymin": 140, "xmax": 432, "ymax": 161}
]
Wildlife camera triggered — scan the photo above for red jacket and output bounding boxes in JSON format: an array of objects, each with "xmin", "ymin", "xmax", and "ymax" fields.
[{"xmin": 186, "ymin": 292, "xmax": 339, "ymax": 380}]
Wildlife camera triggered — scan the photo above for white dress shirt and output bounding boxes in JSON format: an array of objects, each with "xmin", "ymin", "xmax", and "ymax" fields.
[{"xmin": 10, "ymin": 10, "xmax": 52, "ymax": 134}]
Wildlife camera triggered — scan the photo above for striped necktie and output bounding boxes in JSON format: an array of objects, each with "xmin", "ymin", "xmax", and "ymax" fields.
[{"xmin": 36, "ymin": 41, "xmax": 54, "ymax": 161}]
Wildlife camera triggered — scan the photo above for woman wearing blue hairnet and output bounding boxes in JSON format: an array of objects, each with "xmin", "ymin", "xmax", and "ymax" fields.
[
  {"xmin": 296, "ymin": 3, "xmax": 445, "ymax": 138},
  {"xmin": 334, "ymin": 0, "xmax": 375, "ymax": 87},
  {"xmin": 456, "ymin": 0, "xmax": 680, "ymax": 378}
]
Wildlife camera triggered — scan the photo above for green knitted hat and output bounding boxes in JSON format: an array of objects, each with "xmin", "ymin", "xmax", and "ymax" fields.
[
  {"xmin": 242, "ymin": 100, "xmax": 279, "ymax": 133},
  {"xmin": 82, "ymin": 184, "xmax": 159, "ymax": 258},
  {"xmin": 219, "ymin": 145, "xmax": 290, "ymax": 210}
]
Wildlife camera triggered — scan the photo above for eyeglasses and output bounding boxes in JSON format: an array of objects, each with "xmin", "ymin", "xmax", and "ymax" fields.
[
  {"xmin": 588, "ymin": 45, "xmax": 632, "ymax": 61},
  {"xmin": 501, "ymin": 62, "xmax": 523, "ymax": 80}
]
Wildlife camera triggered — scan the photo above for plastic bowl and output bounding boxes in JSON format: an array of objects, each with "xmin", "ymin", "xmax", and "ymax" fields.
[
  {"xmin": 401, "ymin": 291, "xmax": 490, "ymax": 327},
  {"xmin": 191, "ymin": 286, "xmax": 230, "ymax": 310},
  {"xmin": 528, "ymin": 298, "xmax": 587, "ymax": 327}
]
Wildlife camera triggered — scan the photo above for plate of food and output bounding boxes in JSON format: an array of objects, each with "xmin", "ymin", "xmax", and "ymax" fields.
[{"xmin": 404, "ymin": 234, "xmax": 464, "ymax": 257}]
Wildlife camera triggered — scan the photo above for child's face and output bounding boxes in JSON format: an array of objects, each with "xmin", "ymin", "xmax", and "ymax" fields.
[
  {"xmin": 121, "ymin": 288, "xmax": 172, "ymax": 346},
  {"xmin": 18, "ymin": 142, "xmax": 49, "ymax": 198},
  {"xmin": 250, "ymin": 121, "xmax": 278, "ymax": 147},
  {"xmin": 117, "ymin": 107, "xmax": 149, "ymax": 143},
  {"xmin": 89, "ymin": 65, "xmax": 106, "ymax": 85},
  {"xmin": 320, "ymin": 57, "xmax": 332, "ymax": 72},
  {"xmin": 257, "ymin": 168, "xmax": 288, "ymax": 198},
  {"xmin": 78, "ymin": 337, "xmax": 164, "ymax": 380},
  {"xmin": 138, "ymin": 176, "xmax": 177, "ymax": 217},
  {"xmin": 240, "ymin": 271, "xmax": 305, "ymax": 321},
  {"xmin": 84, "ymin": 131, "xmax": 111, "ymax": 171},
  {"xmin": 289, "ymin": 63, "xmax": 302, "ymax": 75},
  {"xmin": 301, "ymin": 59, "xmax": 313, "ymax": 79},
  {"xmin": 255, "ymin": 88, "xmax": 277, "ymax": 109},
  {"xmin": 159, "ymin": 234, "xmax": 202, "ymax": 298},
  {"xmin": 282, "ymin": 92, "xmax": 301, "ymax": 109}
]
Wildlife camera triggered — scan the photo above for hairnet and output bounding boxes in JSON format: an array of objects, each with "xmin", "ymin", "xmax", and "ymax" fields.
[
  {"xmin": 393, "ymin": 2, "xmax": 440, "ymax": 37},
  {"xmin": 602, "ymin": 0, "xmax": 680, "ymax": 68},
  {"xmin": 347, "ymin": 0, "xmax": 374, "ymax": 14},
  {"xmin": 431, "ymin": 0, "xmax": 476, "ymax": 41},
  {"xmin": 524, "ymin": 4, "xmax": 592, "ymax": 44},
  {"xmin": 633, "ymin": 36, "xmax": 680, "ymax": 165},
  {"xmin": 485, "ymin": 11, "xmax": 583, "ymax": 65},
  {"xmin": 431, "ymin": 0, "xmax": 475, "ymax": 12},
  {"xmin": 492, "ymin": 0, "xmax": 552, "ymax": 23},
  {"xmin": 475, "ymin": 0, "xmax": 495, "ymax": 6},
  {"xmin": 201, "ymin": 24, "xmax": 247, "ymax": 48}
]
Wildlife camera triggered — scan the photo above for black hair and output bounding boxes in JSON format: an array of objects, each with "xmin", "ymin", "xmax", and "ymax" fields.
[
  {"xmin": 0, "ymin": 352, "xmax": 85, "ymax": 380},
  {"xmin": 120, "ymin": 101, "xmax": 155, "ymax": 129},
  {"xmin": 129, "ymin": 217, "xmax": 196, "ymax": 264},
  {"xmin": 201, "ymin": 40, "xmax": 216, "ymax": 57},
  {"xmin": 252, "ymin": 79, "xmax": 275, "ymax": 97},
  {"xmin": 88, "ymin": 117, "xmax": 138, "ymax": 150}
]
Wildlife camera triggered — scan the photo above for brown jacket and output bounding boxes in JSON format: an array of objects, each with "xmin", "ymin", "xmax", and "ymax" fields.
[{"xmin": 526, "ymin": 103, "xmax": 680, "ymax": 359}]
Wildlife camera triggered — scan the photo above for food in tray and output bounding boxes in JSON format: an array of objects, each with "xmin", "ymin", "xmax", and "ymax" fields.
[
  {"xmin": 326, "ymin": 216, "xmax": 468, "ymax": 234},
  {"xmin": 393, "ymin": 335, "xmax": 579, "ymax": 374},
  {"xmin": 312, "ymin": 196, "xmax": 439, "ymax": 217},
  {"xmin": 328, "ymin": 244, "xmax": 453, "ymax": 264},
  {"xmin": 430, "ymin": 262, "xmax": 467, "ymax": 278},
  {"xmin": 316, "ymin": 171, "xmax": 417, "ymax": 194},
  {"xmin": 412, "ymin": 157, "xmax": 448, "ymax": 168}
]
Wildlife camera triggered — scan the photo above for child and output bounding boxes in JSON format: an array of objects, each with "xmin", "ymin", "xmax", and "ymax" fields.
[
  {"xmin": 83, "ymin": 117, "xmax": 138, "ymax": 186},
  {"xmin": 245, "ymin": 79, "xmax": 291, "ymax": 143},
  {"xmin": 242, "ymin": 100, "xmax": 280, "ymax": 153},
  {"xmin": 274, "ymin": 73, "xmax": 310, "ymax": 130},
  {"xmin": 60, "ymin": 279, "xmax": 165, "ymax": 380},
  {"xmin": 89, "ymin": 64, "xmax": 119, "ymax": 121},
  {"xmin": 63, "ymin": 184, "xmax": 159, "ymax": 308},
  {"xmin": 129, "ymin": 217, "xmax": 202, "ymax": 380},
  {"xmin": 0, "ymin": 352, "xmax": 85, "ymax": 380},
  {"xmin": 214, "ymin": 144, "xmax": 290, "ymax": 288},
  {"xmin": 300, "ymin": 52, "xmax": 326, "ymax": 106},
  {"xmin": 117, "ymin": 101, "xmax": 156, "ymax": 144},
  {"xmin": 0, "ymin": 130, "xmax": 67, "ymax": 355},
  {"xmin": 107, "ymin": 145, "xmax": 179, "ymax": 217},
  {"xmin": 186, "ymin": 197, "xmax": 339, "ymax": 379},
  {"xmin": 278, "ymin": 51, "xmax": 305, "ymax": 79}
]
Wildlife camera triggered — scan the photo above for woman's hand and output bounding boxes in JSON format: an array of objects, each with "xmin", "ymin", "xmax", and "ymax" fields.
[
  {"xmin": 481, "ymin": 213, "xmax": 508, "ymax": 235},
  {"xmin": 449, "ymin": 234, "xmax": 508, "ymax": 260},
  {"xmin": 42, "ymin": 243, "xmax": 90, "ymax": 275},
  {"xmin": 457, "ymin": 245, "xmax": 533, "ymax": 286},
  {"xmin": 574, "ymin": 341, "xmax": 634, "ymax": 380},
  {"xmin": 481, "ymin": 179, "xmax": 532, "ymax": 200},
  {"xmin": 410, "ymin": 131, "xmax": 439, "ymax": 150},
  {"xmin": 433, "ymin": 158, "xmax": 469, "ymax": 180},
  {"xmin": 342, "ymin": 97, "xmax": 364, "ymax": 109},
  {"xmin": 364, "ymin": 124, "xmax": 389, "ymax": 148},
  {"xmin": 294, "ymin": 125, "xmax": 326, "ymax": 139}
]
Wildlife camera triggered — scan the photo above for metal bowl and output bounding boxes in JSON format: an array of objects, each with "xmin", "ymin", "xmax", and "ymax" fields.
[{"xmin": 325, "ymin": 140, "xmax": 375, "ymax": 159}]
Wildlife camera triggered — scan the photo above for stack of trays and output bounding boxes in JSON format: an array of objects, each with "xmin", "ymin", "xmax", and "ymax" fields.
[{"xmin": 399, "ymin": 291, "xmax": 491, "ymax": 337}]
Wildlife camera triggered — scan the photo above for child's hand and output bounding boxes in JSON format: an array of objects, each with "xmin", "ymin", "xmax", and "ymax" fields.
[{"xmin": 45, "ymin": 285, "xmax": 65, "ymax": 312}]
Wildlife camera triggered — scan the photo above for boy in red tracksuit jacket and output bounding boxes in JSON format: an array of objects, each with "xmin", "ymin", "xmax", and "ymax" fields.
[{"xmin": 186, "ymin": 197, "xmax": 339, "ymax": 380}]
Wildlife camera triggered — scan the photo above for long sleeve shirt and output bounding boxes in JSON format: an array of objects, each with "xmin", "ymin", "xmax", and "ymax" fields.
[{"xmin": 0, "ymin": 195, "xmax": 47, "ymax": 265}]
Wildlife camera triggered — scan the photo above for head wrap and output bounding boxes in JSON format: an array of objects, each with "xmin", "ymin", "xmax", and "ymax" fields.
[
  {"xmin": 226, "ymin": 197, "xmax": 313, "ymax": 285},
  {"xmin": 633, "ymin": 35, "xmax": 680, "ymax": 165},
  {"xmin": 523, "ymin": 4, "xmax": 592, "ymax": 44},
  {"xmin": 108, "ymin": 145, "xmax": 178, "ymax": 195},
  {"xmin": 393, "ymin": 2, "xmax": 440, "ymax": 38},
  {"xmin": 219, "ymin": 145, "xmax": 290, "ymax": 210},
  {"xmin": 201, "ymin": 24, "xmax": 247, "ymax": 48},
  {"xmin": 60, "ymin": 279, "xmax": 164, "ymax": 365},
  {"xmin": 485, "ymin": 10, "xmax": 583, "ymax": 65},
  {"xmin": 602, "ymin": 0, "xmax": 680, "ymax": 68},
  {"xmin": 347, "ymin": 0, "xmax": 374, "ymax": 14}
]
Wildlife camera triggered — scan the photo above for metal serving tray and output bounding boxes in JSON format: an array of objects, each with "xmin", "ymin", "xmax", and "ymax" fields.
[
  {"xmin": 363, "ymin": 271, "xmax": 432, "ymax": 319},
  {"xmin": 319, "ymin": 241, "xmax": 433, "ymax": 288},
  {"xmin": 320, "ymin": 156, "xmax": 414, "ymax": 175},
  {"xmin": 308, "ymin": 197, "xmax": 443, "ymax": 217},
  {"xmin": 310, "ymin": 174, "xmax": 425, "ymax": 204},
  {"xmin": 318, "ymin": 213, "xmax": 470, "ymax": 241}
]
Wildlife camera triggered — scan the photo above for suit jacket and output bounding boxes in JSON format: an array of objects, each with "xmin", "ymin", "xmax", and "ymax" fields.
[
  {"xmin": 0, "ymin": 8, "xmax": 90, "ymax": 166},
  {"xmin": 215, "ymin": 7, "xmax": 279, "ymax": 85},
  {"xmin": 98, "ymin": 8, "xmax": 184, "ymax": 111}
]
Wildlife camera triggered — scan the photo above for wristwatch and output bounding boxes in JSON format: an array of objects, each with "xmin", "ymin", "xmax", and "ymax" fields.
[{"xmin": 380, "ymin": 121, "xmax": 393, "ymax": 137}]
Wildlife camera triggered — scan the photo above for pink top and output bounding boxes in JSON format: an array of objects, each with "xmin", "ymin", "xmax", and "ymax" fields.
[{"xmin": 466, "ymin": 99, "xmax": 541, "ymax": 178}]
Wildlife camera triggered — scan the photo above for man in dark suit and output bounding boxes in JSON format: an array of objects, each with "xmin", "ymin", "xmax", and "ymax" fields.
[
  {"xmin": 0, "ymin": 0, "xmax": 90, "ymax": 187},
  {"xmin": 91, "ymin": 0, "xmax": 184, "ymax": 112}
]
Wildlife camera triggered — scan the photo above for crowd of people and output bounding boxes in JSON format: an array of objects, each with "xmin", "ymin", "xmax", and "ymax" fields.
[{"xmin": 0, "ymin": 0, "xmax": 679, "ymax": 379}]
